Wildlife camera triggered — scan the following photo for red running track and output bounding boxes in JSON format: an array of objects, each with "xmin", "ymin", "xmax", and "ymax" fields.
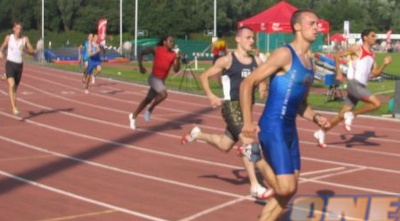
[{"xmin": 0, "ymin": 63, "xmax": 399, "ymax": 220}]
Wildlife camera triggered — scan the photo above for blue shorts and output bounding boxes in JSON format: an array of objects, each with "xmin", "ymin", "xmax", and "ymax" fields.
[
  {"xmin": 87, "ymin": 60, "xmax": 101, "ymax": 75},
  {"xmin": 83, "ymin": 56, "xmax": 89, "ymax": 62},
  {"xmin": 258, "ymin": 124, "xmax": 301, "ymax": 175}
]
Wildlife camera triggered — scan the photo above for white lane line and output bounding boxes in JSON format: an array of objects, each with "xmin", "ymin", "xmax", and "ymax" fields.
[
  {"xmin": 301, "ymin": 167, "xmax": 346, "ymax": 176},
  {"xmin": 5, "ymin": 63, "xmax": 400, "ymax": 129},
  {"xmin": 36, "ymin": 209, "xmax": 117, "ymax": 221},
  {"xmin": 300, "ymin": 177, "xmax": 399, "ymax": 195},
  {"xmin": 14, "ymin": 81, "xmax": 400, "ymax": 158},
  {"xmin": 0, "ymin": 170, "xmax": 168, "ymax": 221},
  {"xmin": 178, "ymin": 197, "xmax": 249, "ymax": 221},
  {"xmin": 1, "ymin": 64, "xmax": 398, "ymax": 220},
  {"xmin": 300, "ymin": 167, "xmax": 368, "ymax": 184},
  {"xmin": 23, "ymin": 66, "xmax": 400, "ymax": 133},
  {"xmin": 302, "ymin": 156, "xmax": 400, "ymax": 175},
  {"xmin": 0, "ymin": 133, "xmax": 245, "ymax": 199}
]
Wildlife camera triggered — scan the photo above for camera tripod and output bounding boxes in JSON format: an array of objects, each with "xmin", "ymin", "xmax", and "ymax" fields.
[{"xmin": 178, "ymin": 62, "xmax": 200, "ymax": 91}]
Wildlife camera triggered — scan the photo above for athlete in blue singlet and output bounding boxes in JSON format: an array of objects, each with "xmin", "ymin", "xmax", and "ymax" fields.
[
  {"xmin": 240, "ymin": 10, "xmax": 330, "ymax": 220},
  {"xmin": 83, "ymin": 34, "xmax": 102, "ymax": 93},
  {"xmin": 258, "ymin": 44, "xmax": 314, "ymax": 175},
  {"xmin": 80, "ymin": 33, "xmax": 93, "ymax": 83}
]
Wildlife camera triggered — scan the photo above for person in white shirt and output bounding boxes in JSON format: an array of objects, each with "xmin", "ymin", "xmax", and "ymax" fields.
[
  {"xmin": 0, "ymin": 22, "xmax": 36, "ymax": 116},
  {"xmin": 314, "ymin": 29, "xmax": 392, "ymax": 148}
]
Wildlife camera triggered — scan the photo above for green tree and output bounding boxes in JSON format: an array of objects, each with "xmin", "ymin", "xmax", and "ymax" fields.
[{"xmin": 56, "ymin": 0, "xmax": 83, "ymax": 32}]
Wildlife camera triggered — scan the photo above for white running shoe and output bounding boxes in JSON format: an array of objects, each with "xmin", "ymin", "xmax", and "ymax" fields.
[
  {"xmin": 250, "ymin": 185, "xmax": 275, "ymax": 200},
  {"xmin": 91, "ymin": 76, "xmax": 96, "ymax": 85},
  {"xmin": 84, "ymin": 89, "xmax": 89, "ymax": 94},
  {"xmin": 12, "ymin": 109, "xmax": 20, "ymax": 116},
  {"xmin": 181, "ymin": 126, "xmax": 201, "ymax": 144},
  {"xmin": 314, "ymin": 129, "xmax": 327, "ymax": 148},
  {"xmin": 129, "ymin": 113, "xmax": 136, "ymax": 130},
  {"xmin": 344, "ymin": 111, "xmax": 354, "ymax": 132},
  {"xmin": 144, "ymin": 109, "xmax": 151, "ymax": 122},
  {"xmin": 236, "ymin": 144, "xmax": 262, "ymax": 162}
]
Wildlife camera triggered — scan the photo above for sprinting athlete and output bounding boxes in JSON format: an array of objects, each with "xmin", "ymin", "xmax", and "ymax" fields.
[
  {"xmin": 0, "ymin": 22, "xmax": 36, "ymax": 116},
  {"xmin": 240, "ymin": 10, "xmax": 330, "ymax": 220},
  {"xmin": 181, "ymin": 26, "xmax": 271, "ymax": 200},
  {"xmin": 128, "ymin": 35, "xmax": 181, "ymax": 129},
  {"xmin": 80, "ymin": 33, "xmax": 93, "ymax": 83},
  {"xmin": 314, "ymin": 29, "xmax": 392, "ymax": 148},
  {"xmin": 83, "ymin": 34, "xmax": 102, "ymax": 93}
]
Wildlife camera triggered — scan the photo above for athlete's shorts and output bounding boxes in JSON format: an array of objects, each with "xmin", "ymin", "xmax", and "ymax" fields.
[
  {"xmin": 87, "ymin": 60, "xmax": 101, "ymax": 75},
  {"xmin": 83, "ymin": 55, "xmax": 89, "ymax": 63},
  {"xmin": 344, "ymin": 79, "xmax": 372, "ymax": 107},
  {"xmin": 259, "ymin": 123, "xmax": 301, "ymax": 175},
  {"xmin": 145, "ymin": 74, "xmax": 167, "ymax": 100},
  {"xmin": 5, "ymin": 60, "xmax": 23, "ymax": 86},
  {"xmin": 221, "ymin": 100, "xmax": 243, "ymax": 142}
]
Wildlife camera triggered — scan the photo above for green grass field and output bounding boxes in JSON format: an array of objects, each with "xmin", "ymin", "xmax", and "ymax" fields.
[{"xmin": 44, "ymin": 52, "xmax": 400, "ymax": 116}]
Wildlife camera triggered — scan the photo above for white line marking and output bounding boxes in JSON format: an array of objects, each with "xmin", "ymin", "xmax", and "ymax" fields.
[
  {"xmin": 0, "ymin": 170, "xmax": 168, "ymax": 221},
  {"xmin": 0, "ymin": 133, "xmax": 244, "ymax": 198},
  {"xmin": 178, "ymin": 197, "xmax": 248, "ymax": 221},
  {"xmin": 301, "ymin": 167, "xmax": 346, "ymax": 176}
]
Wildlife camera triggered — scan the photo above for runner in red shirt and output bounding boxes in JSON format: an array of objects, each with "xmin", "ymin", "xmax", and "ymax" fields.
[{"xmin": 129, "ymin": 35, "xmax": 181, "ymax": 129}]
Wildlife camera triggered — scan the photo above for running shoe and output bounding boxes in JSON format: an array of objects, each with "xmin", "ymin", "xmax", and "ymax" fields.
[
  {"xmin": 12, "ymin": 109, "xmax": 20, "ymax": 116},
  {"xmin": 91, "ymin": 76, "xmax": 96, "ymax": 85},
  {"xmin": 344, "ymin": 111, "xmax": 354, "ymax": 132},
  {"xmin": 84, "ymin": 89, "xmax": 89, "ymax": 94},
  {"xmin": 129, "ymin": 113, "xmax": 136, "ymax": 130},
  {"xmin": 313, "ymin": 129, "xmax": 327, "ymax": 148},
  {"xmin": 236, "ymin": 144, "xmax": 262, "ymax": 162},
  {"xmin": 144, "ymin": 109, "xmax": 151, "ymax": 122},
  {"xmin": 251, "ymin": 185, "xmax": 275, "ymax": 200},
  {"xmin": 181, "ymin": 126, "xmax": 201, "ymax": 144}
]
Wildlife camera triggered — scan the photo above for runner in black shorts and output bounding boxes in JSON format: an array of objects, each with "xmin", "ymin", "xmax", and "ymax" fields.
[
  {"xmin": 5, "ymin": 61, "xmax": 23, "ymax": 86},
  {"xmin": 221, "ymin": 100, "xmax": 244, "ymax": 141},
  {"xmin": 0, "ymin": 22, "xmax": 36, "ymax": 116},
  {"xmin": 181, "ymin": 26, "xmax": 273, "ymax": 200}
]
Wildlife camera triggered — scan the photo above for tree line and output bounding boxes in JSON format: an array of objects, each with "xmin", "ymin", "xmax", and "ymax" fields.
[{"xmin": 0, "ymin": 0, "xmax": 399, "ymax": 38}]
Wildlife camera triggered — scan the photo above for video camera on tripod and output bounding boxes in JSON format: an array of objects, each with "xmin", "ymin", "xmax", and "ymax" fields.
[
  {"xmin": 180, "ymin": 53, "xmax": 190, "ymax": 65},
  {"xmin": 176, "ymin": 53, "xmax": 200, "ymax": 90}
]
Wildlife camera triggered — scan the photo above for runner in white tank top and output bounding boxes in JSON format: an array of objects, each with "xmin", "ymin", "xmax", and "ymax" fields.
[
  {"xmin": 0, "ymin": 22, "xmax": 36, "ymax": 116},
  {"xmin": 347, "ymin": 45, "xmax": 375, "ymax": 85},
  {"xmin": 313, "ymin": 29, "xmax": 392, "ymax": 148}
]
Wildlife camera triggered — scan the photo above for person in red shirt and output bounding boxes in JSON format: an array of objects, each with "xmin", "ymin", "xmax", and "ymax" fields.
[{"xmin": 129, "ymin": 35, "xmax": 181, "ymax": 129}]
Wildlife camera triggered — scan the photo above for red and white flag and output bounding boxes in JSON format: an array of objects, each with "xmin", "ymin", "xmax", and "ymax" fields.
[{"xmin": 98, "ymin": 18, "xmax": 107, "ymax": 46}]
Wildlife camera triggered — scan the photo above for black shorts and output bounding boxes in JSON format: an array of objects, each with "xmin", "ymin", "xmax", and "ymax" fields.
[
  {"xmin": 221, "ymin": 100, "xmax": 243, "ymax": 142},
  {"xmin": 5, "ymin": 60, "xmax": 23, "ymax": 86}
]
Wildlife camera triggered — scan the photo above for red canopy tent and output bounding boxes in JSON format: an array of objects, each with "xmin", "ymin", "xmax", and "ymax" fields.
[
  {"xmin": 238, "ymin": 1, "xmax": 330, "ymax": 34},
  {"xmin": 329, "ymin": 33, "xmax": 347, "ymax": 42}
]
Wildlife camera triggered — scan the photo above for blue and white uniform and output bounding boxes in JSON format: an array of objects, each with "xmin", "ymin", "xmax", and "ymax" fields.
[
  {"xmin": 87, "ymin": 43, "xmax": 101, "ymax": 75},
  {"xmin": 258, "ymin": 44, "xmax": 314, "ymax": 175}
]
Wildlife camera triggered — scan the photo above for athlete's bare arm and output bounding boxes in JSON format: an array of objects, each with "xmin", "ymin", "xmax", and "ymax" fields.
[
  {"xmin": 0, "ymin": 35, "xmax": 10, "ymax": 59},
  {"xmin": 334, "ymin": 44, "xmax": 359, "ymax": 81},
  {"xmin": 199, "ymin": 54, "xmax": 232, "ymax": 108}
]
